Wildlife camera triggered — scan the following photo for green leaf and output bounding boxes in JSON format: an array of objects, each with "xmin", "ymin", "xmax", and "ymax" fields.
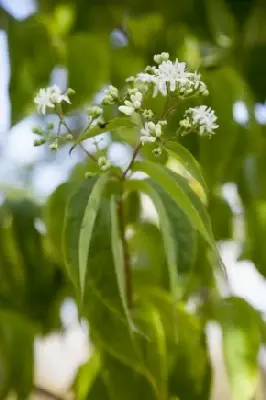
[
  {"xmin": 129, "ymin": 222, "xmax": 165, "ymax": 287},
  {"xmin": 63, "ymin": 177, "xmax": 98, "ymax": 291},
  {"xmin": 67, "ymin": 34, "xmax": 110, "ymax": 109},
  {"xmin": 110, "ymin": 195, "xmax": 134, "ymax": 328},
  {"xmin": 73, "ymin": 351, "xmax": 102, "ymax": 400},
  {"xmin": 78, "ymin": 173, "xmax": 110, "ymax": 297},
  {"xmin": 131, "ymin": 161, "xmax": 213, "ymax": 245},
  {"xmin": 217, "ymin": 298, "xmax": 261, "ymax": 400},
  {"xmin": 63, "ymin": 177, "xmax": 152, "ymax": 382},
  {"xmin": 0, "ymin": 311, "xmax": 35, "ymax": 398},
  {"xmin": 165, "ymin": 141, "xmax": 208, "ymax": 194},
  {"xmin": 148, "ymin": 179, "xmax": 197, "ymax": 276},
  {"xmin": 125, "ymin": 179, "xmax": 178, "ymax": 335},
  {"xmin": 103, "ymin": 304, "xmax": 167, "ymax": 400},
  {"xmin": 44, "ymin": 183, "xmax": 69, "ymax": 264}
]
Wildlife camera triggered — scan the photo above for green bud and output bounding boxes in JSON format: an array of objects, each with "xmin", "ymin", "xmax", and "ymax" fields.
[
  {"xmin": 88, "ymin": 106, "xmax": 103, "ymax": 118},
  {"xmin": 32, "ymin": 126, "xmax": 43, "ymax": 135},
  {"xmin": 152, "ymin": 147, "xmax": 162, "ymax": 157},
  {"xmin": 49, "ymin": 142, "xmax": 58, "ymax": 151},
  {"xmin": 33, "ymin": 138, "xmax": 46, "ymax": 147},
  {"xmin": 66, "ymin": 134, "xmax": 73, "ymax": 140},
  {"xmin": 47, "ymin": 122, "xmax": 54, "ymax": 130},
  {"xmin": 85, "ymin": 172, "xmax": 96, "ymax": 178},
  {"xmin": 66, "ymin": 88, "xmax": 75, "ymax": 95}
]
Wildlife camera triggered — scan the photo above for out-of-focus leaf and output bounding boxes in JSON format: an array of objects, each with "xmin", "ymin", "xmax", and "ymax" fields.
[
  {"xmin": 208, "ymin": 192, "xmax": 233, "ymax": 241},
  {"xmin": 73, "ymin": 351, "xmax": 101, "ymax": 400},
  {"xmin": 200, "ymin": 67, "xmax": 252, "ymax": 187},
  {"xmin": 111, "ymin": 47, "xmax": 145, "ymax": 88},
  {"xmin": 205, "ymin": 0, "xmax": 236, "ymax": 47},
  {"xmin": 0, "ymin": 311, "xmax": 35, "ymax": 398},
  {"xmin": 125, "ymin": 13, "xmax": 164, "ymax": 50},
  {"xmin": 44, "ymin": 183, "xmax": 69, "ymax": 264},
  {"xmin": 128, "ymin": 222, "xmax": 165, "ymax": 288},
  {"xmin": 168, "ymin": 307, "xmax": 211, "ymax": 400},
  {"xmin": 67, "ymin": 34, "xmax": 110, "ymax": 108},
  {"xmin": 8, "ymin": 15, "xmax": 57, "ymax": 123},
  {"xmin": 216, "ymin": 297, "xmax": 261, "ymax": 400}
]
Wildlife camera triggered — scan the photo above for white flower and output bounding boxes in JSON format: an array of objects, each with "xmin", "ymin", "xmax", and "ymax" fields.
[
  {"xmin": 152, "ymin": 59, "xmax": 190, "ymax": 97},
  {"xmin": 34, "ymin": 85, "xmax": 71, "ymax": 115},
  {"xmin": 140, "ymin": 121, "xmax": 164, "ymax": 145},
  {"xmin": 119, "ymin": 91, "xmax": 143, "ymax": 116},
  {"xmin": 181, "ymin": 105, "xmax": 218, "ymax": 136}
]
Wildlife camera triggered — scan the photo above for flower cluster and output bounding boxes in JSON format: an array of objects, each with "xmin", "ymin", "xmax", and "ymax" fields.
[
  {"xmin": 34, "ymin": 85, "xmax": 73, "ymax": 115},
  {"xmin": 97, "ymin": 156, "xmax": 111, "ymax": 172},
  {"xmin": 32, "ymin": 52, "xmax": 218, "ymax": 173},
  {"xmin": 131, "ymin": 53, "xmax": 209, "ymax": 99},
  {"xmin": 179, "ymin": 105, "xmax": 219, "ymax": 137}
]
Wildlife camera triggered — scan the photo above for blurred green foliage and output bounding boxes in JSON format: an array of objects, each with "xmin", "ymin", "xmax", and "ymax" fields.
[{"xmin": 1, "ymin": 0, "xmax": 266, "ymax": 399}]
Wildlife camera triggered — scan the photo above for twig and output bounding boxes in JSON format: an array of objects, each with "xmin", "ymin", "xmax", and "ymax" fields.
[
  {"xmin": 123, "ymin": 143, "xmax": 141, "ymax": 178},
  {"xmin": 117, "ymin": 182, "xmax": 132, "ymax": 308},
  {"xmin": 163, "ymin": 102, "xmax": 178, "ymax": 119},
  {"xmin": 34, "ymin": 385, "xmax": 66, "ymax": 400}
]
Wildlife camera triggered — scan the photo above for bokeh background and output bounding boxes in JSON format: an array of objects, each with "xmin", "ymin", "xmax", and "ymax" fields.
[{"xmin": 2, "ymin": 0, "xmax": 266, "ymax": 398}]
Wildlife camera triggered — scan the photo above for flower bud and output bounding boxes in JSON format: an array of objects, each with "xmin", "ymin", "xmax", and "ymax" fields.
[
  {"xmin": 158, "ymin": 120, "xmax": 167, "ymax": 127},
  {"xmin": 66, "ymin": 88, "xmax": 75, "ymax": 96},
  {"xmin": 32, "ymin": 126, "xmax": 43, "ymax": 135},
  {"xmin": 33, "ymin": 138, "xmax": 46, "ymax": 147},
  {"xmin": 153, "ymin": 147, "xmax": 162, "ymax": 157},
  {"xmin": 142, "ymin": 109, "xmax": 154, "ymax": 120},
  {"xmin": 88, "ymin": 106, "xmax": 103, "ymax": 118},
  {"xmin": 49, "ymin": 142, "xmax": 58, "ymax": 151},
  {"xmin": 66, "ymin": 134, "xmax": 73, "ymax": 140},
  {"xmin": 47, "ymin": 122, "xmax": 54, "ymax": 130},
  {"xmin": 85, "ymin": 171, "xmax": 96, "ymax": 178}
]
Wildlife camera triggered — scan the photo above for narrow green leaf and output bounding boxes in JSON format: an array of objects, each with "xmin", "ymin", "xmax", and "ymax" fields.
[
  {"xmin": 148, "ymin": 180, "xmax": 197, "ymax": 275},
  {"xmin": 110, "ymin": 196, "xmax": 133, "ymax": 328},
  {"xmin": 125, "ymin": 179, "xmax": 178, "ymax": 335},
  {"xmin": 78, "ymin": 173, "xmax": 110, "ymax": 296},
  {"xmin": 73, "ymin": 351, "xmax": 101, "ymax": 400},
  {"xmin": 131, "ymin": 161, "xmax": 212, "ymax": 244},
  {"xmin": 63, "ymin": 177, "xmax": 98, "ymax": 289},
  {"xmin": 166, "ymin": 141, "xmax": 208, "ymax": 193}
]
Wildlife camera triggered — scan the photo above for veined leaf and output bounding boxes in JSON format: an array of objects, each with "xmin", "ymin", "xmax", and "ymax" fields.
[
  {"xmin": 110, "ymin": 196, "xmax": 134, "ymax": 328},
  {"xmin": 165, "ymin": 141, "xmax": 208, "ymax": 194},
  {"xmin": 63, "ymin": 178, "xmax": 154, "ymax": 385},
  {"xmin": 78, "ymin": 173, "xmax": 110, "ymax": 297},
  {"xmin": 148, "ymin": 180, "xmax": 197, "ymax": 276},
  {"xmin": 126, "ymin": 179, "xmax": 178, "ymax": 334},
  {"xmin": 63, "ymin": 177, "xmax": 96, "ymax": 292},
  {"xmin": 131, "ymin": 161, "xmax": 213, "ymax": 245}
]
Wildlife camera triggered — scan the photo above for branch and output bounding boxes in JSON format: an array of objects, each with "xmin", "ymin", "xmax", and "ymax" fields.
[{"xmin": 123, "ymin": 143, "xmax": 141, "ymax": 178}]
